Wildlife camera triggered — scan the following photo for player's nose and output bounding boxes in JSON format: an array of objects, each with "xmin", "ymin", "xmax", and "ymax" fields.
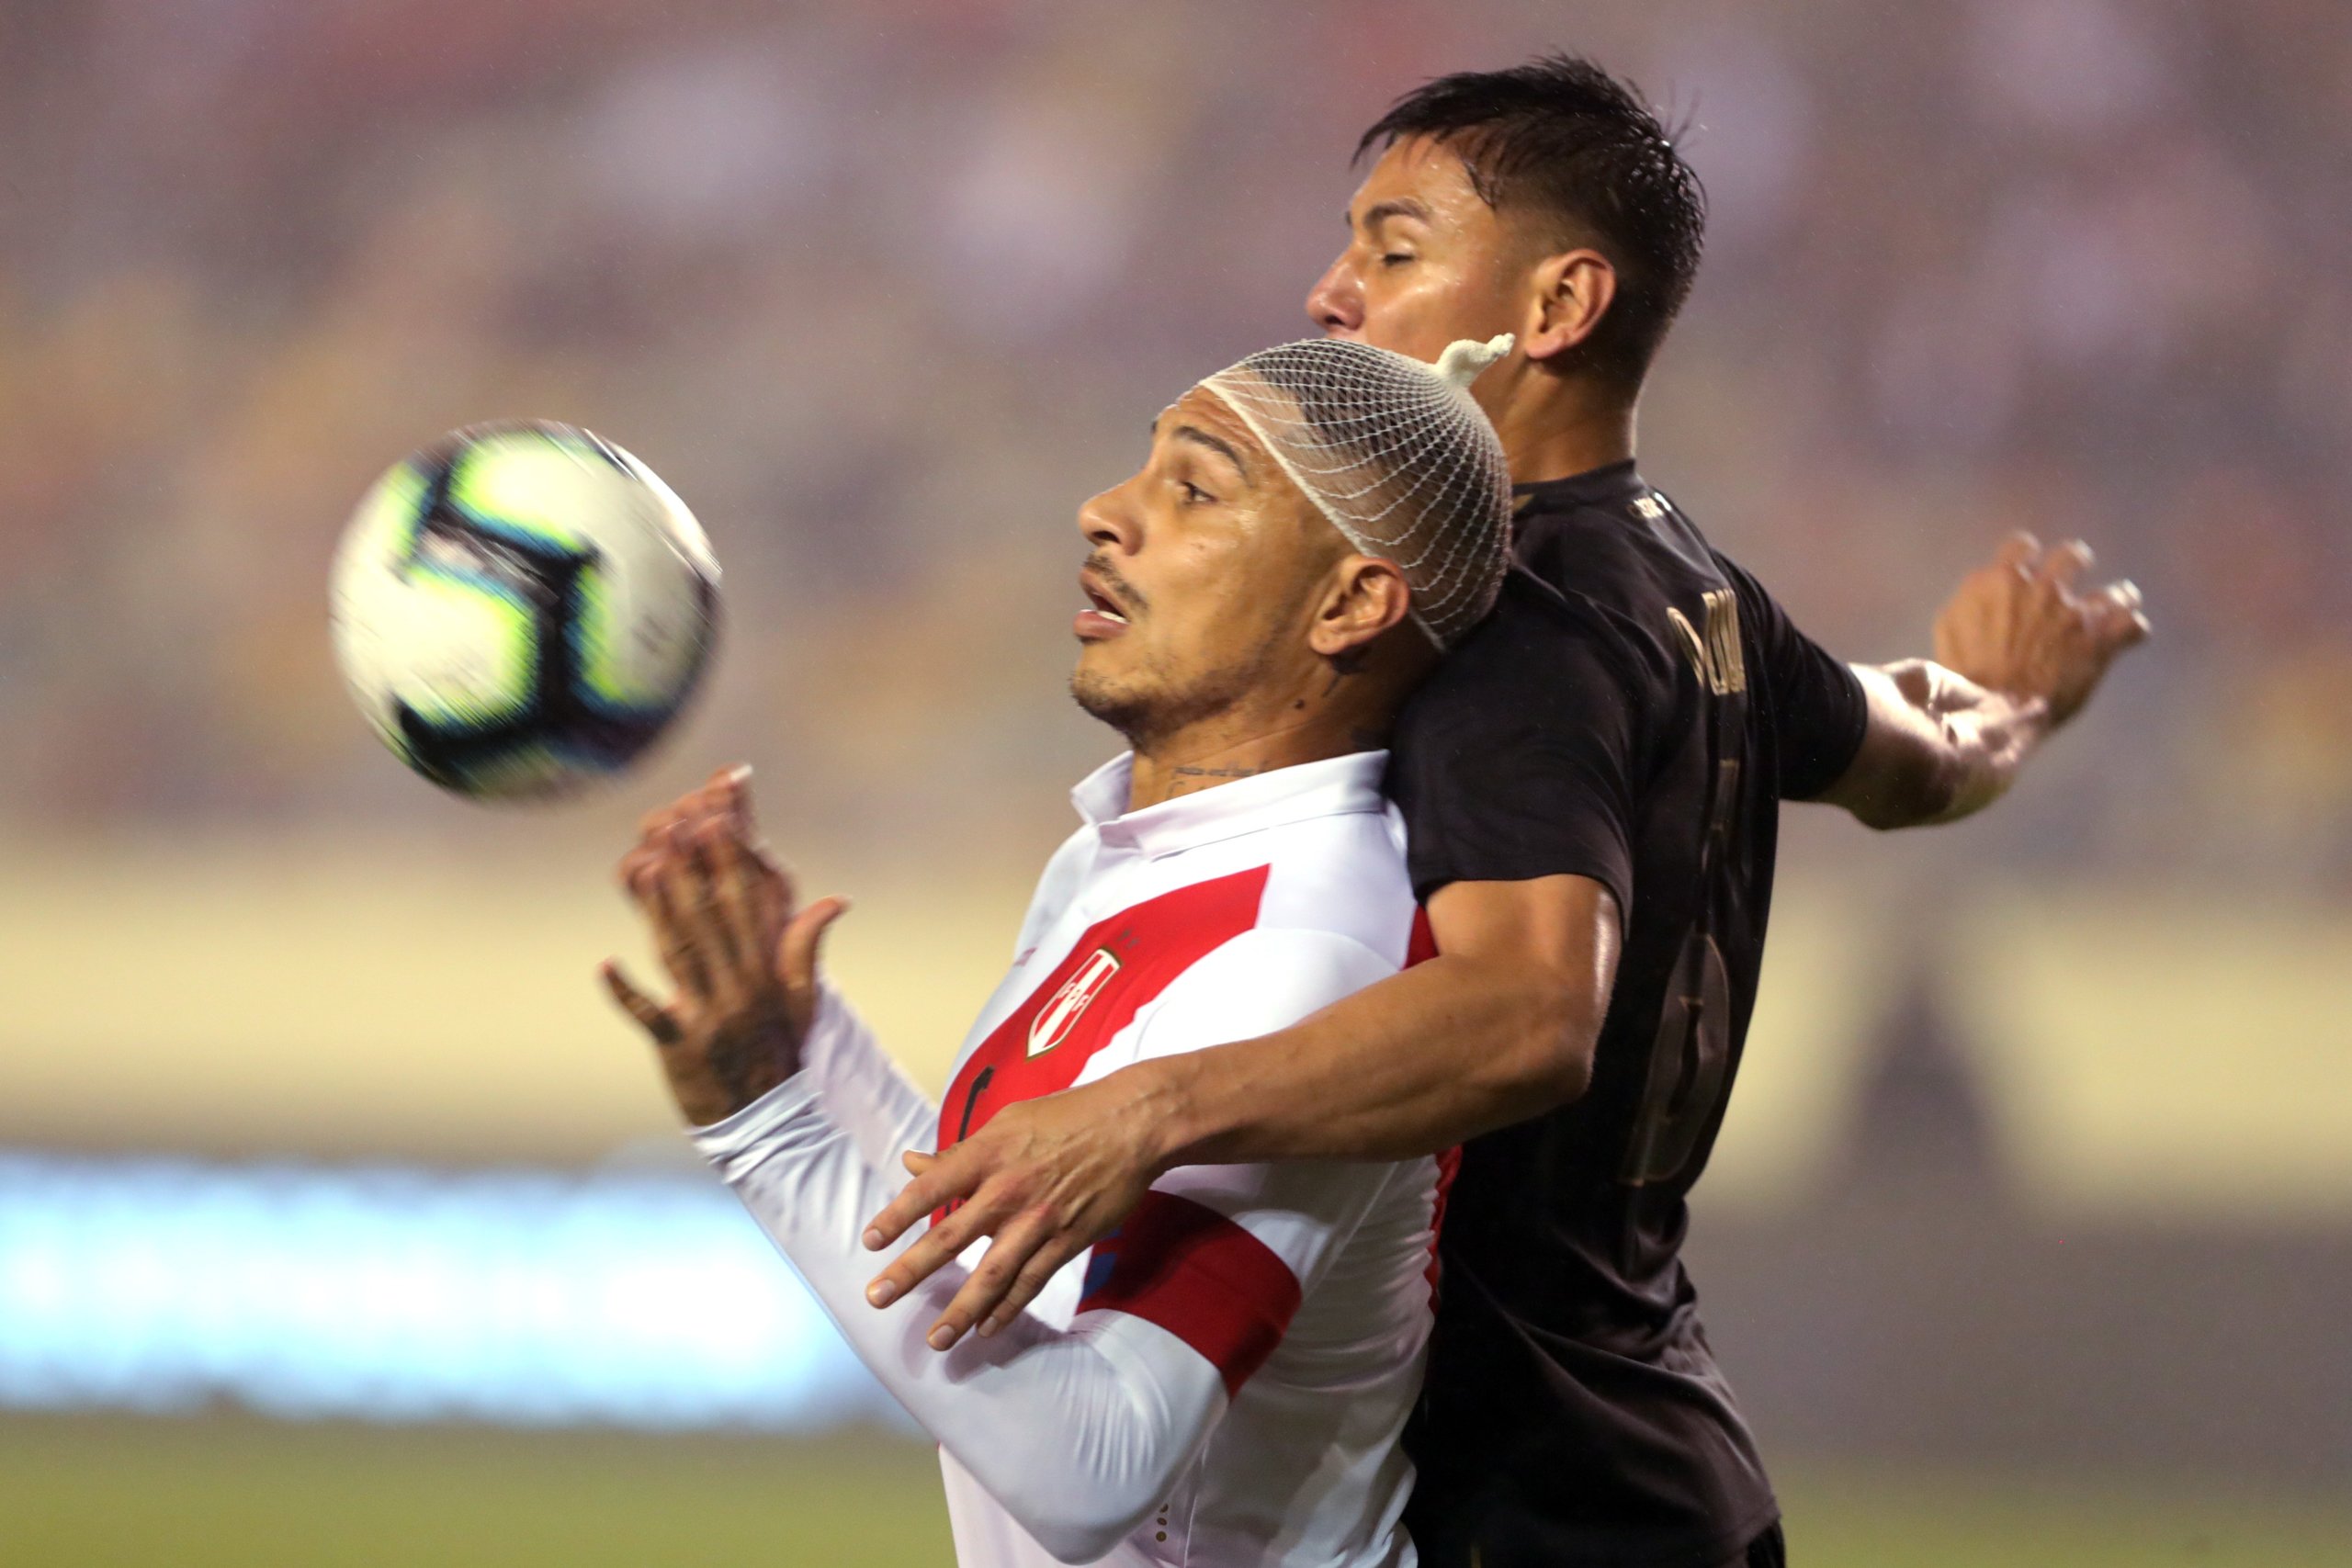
[
  {"xmin": 1306, "ymin": 259, "xmax": 1363, "ymax": 337},
  {"xmin": 1077, "ymin": 485, "xmax": 1138, "ymax": 555}
]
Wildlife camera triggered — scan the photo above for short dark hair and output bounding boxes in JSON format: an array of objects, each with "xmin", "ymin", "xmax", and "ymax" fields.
[{"xmin": 1357, "ymin": 53, "xmax": 1705, "ymax": 392}]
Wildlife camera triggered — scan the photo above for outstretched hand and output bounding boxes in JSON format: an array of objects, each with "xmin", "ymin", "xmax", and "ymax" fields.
[
  {"xmin": 859, "ymin": 1070, "xmax": 1169, "ymax": 1350},
  {"xmin": 601, "ymin": 766, "xmax": 850, "ymax": 1126},
  {"xmin": 1934, "ymin": 532, "xmax": 2149, "ymax": 728}
]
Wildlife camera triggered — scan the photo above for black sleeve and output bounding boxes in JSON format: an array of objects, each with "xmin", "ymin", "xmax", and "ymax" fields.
[
  {"xmin": 1713, "ymin": 554, "xmax": 1868, "ymax": 800},
  {"xmin": 1385, "ymin": 581, "xmax": 1643, "ymax": 916}
]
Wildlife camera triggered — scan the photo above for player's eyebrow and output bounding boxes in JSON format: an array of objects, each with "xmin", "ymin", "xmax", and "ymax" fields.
[
  {"xmin": 1171, "ymin": 423, "xmax": 1250, "ymax": 479},
  {"xmin": 1352, "ymin": 197, "xmax": 1433, "ymax": 231}
]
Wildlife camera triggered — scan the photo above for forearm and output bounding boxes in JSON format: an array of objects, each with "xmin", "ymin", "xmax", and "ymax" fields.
[
  {"xmin": 1131, "ymin": 947, "xmax": 1595, "ymax": 1169},
  {"xmin": 851, "ymin": 884, "xmax": 1616, "ymax": 1341},
  {"xmin": 696, "ymin": 1080, "xmax": 1220, "ymax": 1562},
  {"xmin": 796, "ymin": 988, "xmax": 938, "ymax": 1171}
]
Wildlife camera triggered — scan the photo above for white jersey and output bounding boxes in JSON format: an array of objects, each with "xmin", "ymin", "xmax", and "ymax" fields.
[{"xmin": 695, "ymin": 750, "xmax": 1448, "ymax": 1566}]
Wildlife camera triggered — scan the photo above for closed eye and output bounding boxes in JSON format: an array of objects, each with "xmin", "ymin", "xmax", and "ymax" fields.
[{"xmin": 1380, "ymin": 252, "xmax": 1414, "ymax": 268}]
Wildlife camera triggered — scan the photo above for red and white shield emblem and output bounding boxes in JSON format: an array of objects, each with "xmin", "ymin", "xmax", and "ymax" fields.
[{"xmin": 1029, "ymin": 948, "xmax": 1122, "ymax": 1057}]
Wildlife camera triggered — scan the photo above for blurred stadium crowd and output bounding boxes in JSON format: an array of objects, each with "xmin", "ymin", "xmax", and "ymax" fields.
[{"xmin": 1, "ymin": 0, "xmax": 2345, "ymax": 883}]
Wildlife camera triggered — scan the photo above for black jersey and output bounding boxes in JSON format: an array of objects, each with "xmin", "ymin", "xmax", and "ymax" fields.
[{"xmin": 1389, "ymin": 461, "xmax": 1867, "ymax": 1568}]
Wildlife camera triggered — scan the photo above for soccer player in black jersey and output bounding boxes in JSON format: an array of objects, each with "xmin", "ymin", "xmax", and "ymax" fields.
[{"xmin": 861, "ymin": 55, "xmax": 2149, "ymax": 1568}]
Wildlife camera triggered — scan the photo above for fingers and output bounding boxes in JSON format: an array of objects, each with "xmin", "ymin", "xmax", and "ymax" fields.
[
  {"xmin": 621, "ymin": 808, "xmax": 681, "ymax": 894},
  {"xmin": 601, "ymin": 960, "xmax": 682, "ymax": 1045},
  {"xmin": 634, "ymin": 786, "xmax": 706, "ymax": 856},
  {"xmin": 681, "ymin": 765, "xmax": 748, "ymax": 830},
  {"xmin": 671, "ymin": 823, "xmax": 753, "ymax": 992},
  {"xmin": 978, "ymin": 1232, "xmax": 1088, "ymax": 1339},
  {"xmin": 2122, "ymin": 594, "xmax": 2151, "ymax": 644},
  {"xmin": 705, "ymin": 768, "xmax": 796, "ymax": 930},
  {"xmin": 1993, "ymin": 531, "xmax": 2041, "ymax": 574},
  {"xmin": 624, "ymin": 790, "xmax": 706, "ymax": 894},
  {"xmin": 617, "ymin": 767, "xmax": 793, "ymax": 1009},
  {"xmin": 2095, "ymin": 579, "xmax": 2152, "ymax": 648},
  {"xmin": 865, "ymin": 1143, "xmax": 978, "ymax": 1251},
  {"xmin": 635, "ymin": 799, "xmax": 683, "ymax": 843},
  {"xmin": 717, "ymin": 763, "xmax": 759, "ymax": 837},
  {"xmin": 929, "ymin": 1208, "xmax": 1059, "ymax": 1349},
  {"xmin": 698, "ymin": 789, "xmax": 792, "ymax": 941},
  {"xmin": 645, "ymin": 854, "xmax": 713, "ymax": 1000},
  {"xmin": 617, "ymin": 841, "xmax": 662, "ymax": 897},
  {"xmin": 2041, "ymin": 538, "xmax": 2094, "ymax": 591},
  {"xmin": 865, "ymin": 1193, "xmax": 995, "ymax": 1310},
  {"xmin": 628, "ymin": 766, "xmax": 752, "ymax": 871},
  {"xmin": 707, "ymin": 824, "xmax": 769, "ymax": 980},
  {"xmin": 706, "ymin": 766, "xmax": 761, "ymax": 868}
]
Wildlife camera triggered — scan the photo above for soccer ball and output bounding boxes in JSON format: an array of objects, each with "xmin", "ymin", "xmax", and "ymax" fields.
[{"xmin": 330, "ymin": 421, "xmax": 721, "ymax": 801}]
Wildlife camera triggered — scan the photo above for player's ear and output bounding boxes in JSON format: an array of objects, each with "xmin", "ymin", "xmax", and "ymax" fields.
[
  {"xmin": 1308, "ymin": 556, "xmax": 1413, "ymax": 658},
  {"xmin": 1520, "ymin": 248, "xmax": 1616, "ymax": 363}
]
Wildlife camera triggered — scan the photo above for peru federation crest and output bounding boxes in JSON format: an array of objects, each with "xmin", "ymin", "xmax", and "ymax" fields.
[{"xmin": 1029, "ymin": 948, "xmax": 1122, "ymax": 1057}]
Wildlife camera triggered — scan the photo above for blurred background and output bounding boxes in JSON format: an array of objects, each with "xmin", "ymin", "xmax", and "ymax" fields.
[{"xmin": 3, "ymin": 0, "xmax": 2348, "ymax": 1562}]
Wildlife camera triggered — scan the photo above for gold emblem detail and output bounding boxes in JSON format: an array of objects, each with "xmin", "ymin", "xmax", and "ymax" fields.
[{"xmin": 1666, "ymin": 588, "xmax": 1747, "ymax": 696}]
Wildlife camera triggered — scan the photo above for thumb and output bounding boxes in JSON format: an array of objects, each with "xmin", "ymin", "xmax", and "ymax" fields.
[{"xmin": 776, "ymin": 895, "xmax": 852, "ymax": 995}]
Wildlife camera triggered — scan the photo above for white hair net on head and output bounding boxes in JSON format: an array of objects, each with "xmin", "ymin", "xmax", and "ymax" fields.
[{"xmin": 1197, "ymin": 333, "xmax": 1515, "ymax": 649}]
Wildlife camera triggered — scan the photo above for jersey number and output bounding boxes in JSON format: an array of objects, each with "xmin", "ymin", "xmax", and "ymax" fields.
[
  {"xmin": 1621, "ymin": 919, "xmax": 1732, "ymax": 1186},
  {"xmin": 1622, "ymin": 590, "xmax": 1747, "ymax": 1188}
]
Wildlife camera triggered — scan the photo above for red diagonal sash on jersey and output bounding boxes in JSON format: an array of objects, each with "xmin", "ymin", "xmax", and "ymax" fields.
[
  {"xmin": 1078, "ymin": 911, "xmax": 1443, "ymax": 1394},
  {"xmin": 1077, "ymin": 1190, "xmax": 1301, "ymax": 1399},
  {"xmin": 935, "ymin": 865, "xmax": 1272, "ymax": 1201}
]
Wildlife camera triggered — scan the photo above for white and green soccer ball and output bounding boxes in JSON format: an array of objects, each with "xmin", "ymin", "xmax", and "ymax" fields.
[{"xmin": 329, "ymin": 421, "xmax": 721, "ymax": 801}]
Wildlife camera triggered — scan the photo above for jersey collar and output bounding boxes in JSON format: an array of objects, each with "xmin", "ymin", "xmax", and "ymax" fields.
[
  {"xmin": 1513, "ymin": 457, "xmax": 1645, "ymax": 515},
  {"xmin": 1070, "ymin": 750, "xmax": 1389, "ymax": 860}
]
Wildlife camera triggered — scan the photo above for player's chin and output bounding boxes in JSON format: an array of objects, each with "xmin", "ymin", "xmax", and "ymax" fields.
[
  {"xmin": 1071, "ymin": 621, "xmax": 1140, "ymax": 680},
  {"xmin": 1070, "ymin": 642, "xmax": 1117, "ymax": 691},
  {"xmin": 1069, "ymin": 662, "xmax": 1141, "ymax": 727}
]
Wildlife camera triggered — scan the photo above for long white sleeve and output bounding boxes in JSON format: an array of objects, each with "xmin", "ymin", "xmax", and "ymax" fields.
[
  {"xmin": 695, "ymin": 929, "xmax": 1408, "ymax": 1565},
  {"xmin": 695, "ymin": 1072, "xmax": 1225, "ymax": 1564},
  {"xmin": 794, "ymin": 987, "xmax": 938, "ymax": 1173}
]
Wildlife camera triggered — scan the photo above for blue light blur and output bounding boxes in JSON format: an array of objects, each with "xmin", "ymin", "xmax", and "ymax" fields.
[{"xmin": 0, "ymin": 1151, "xmax": 900, "ymax": 1430}]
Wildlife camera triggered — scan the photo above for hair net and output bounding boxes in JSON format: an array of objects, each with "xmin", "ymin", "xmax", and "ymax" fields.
[{"xmin": 1198, "ymin": 334, "xmax": 1515, "ymax": 649}]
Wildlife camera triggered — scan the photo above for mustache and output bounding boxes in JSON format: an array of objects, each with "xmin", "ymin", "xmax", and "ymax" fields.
[{"xmin": 1083, "ymin": 554, "xmax": 1148, "ymax": 614}]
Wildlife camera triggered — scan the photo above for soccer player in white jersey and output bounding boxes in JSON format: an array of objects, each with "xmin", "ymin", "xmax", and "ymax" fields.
[{"xmin": 600, "ymin": 336, "xmax": 1516, "ymax": 1566}]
